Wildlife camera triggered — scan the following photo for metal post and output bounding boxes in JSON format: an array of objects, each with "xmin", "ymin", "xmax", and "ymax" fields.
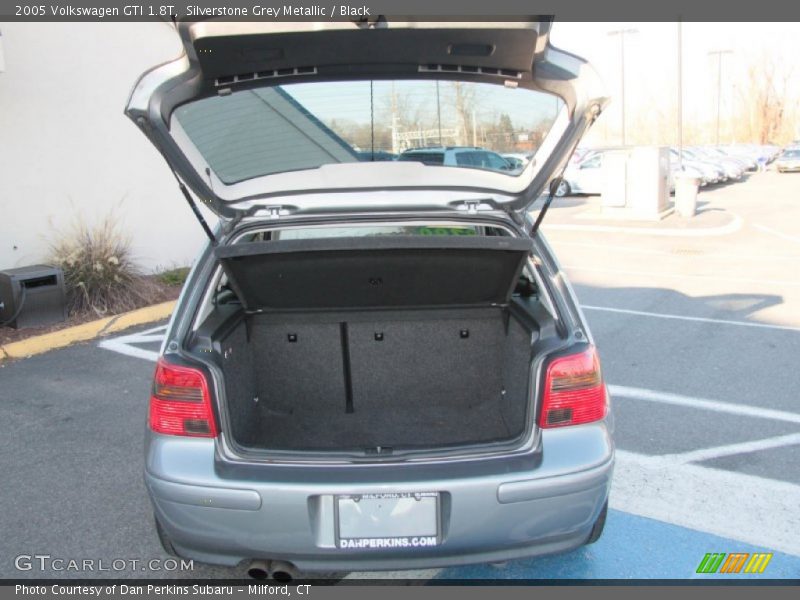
[
  {"xmin": 677, "ymin": 20, "xmax": 683, "ymax": 169},
  {"xmin": 436, "ymin": 80, "xmax": 442, "ymax": 145},
  {"xmin": 716, "ymin": 53, "xmax": 722, "ymax": 145},
  {"xmin": 608, "ymin": 28, "xmax": 638, "ymax": 147},
  {"xmin": 620, "ymin": 32, "xmax": 626, "ymax": 146},
  {"xmin": 472, "ymin": 110, "xmax": 477, "ymax": 147},
  {"xmin": 708, "ymin": 49, "xmax": 733, "ymax": 146}
]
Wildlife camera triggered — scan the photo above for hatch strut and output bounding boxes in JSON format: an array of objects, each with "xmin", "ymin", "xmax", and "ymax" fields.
[
  {"xmin": 530, "ymin": 171, "xmax": 567, "ymax": 238},
  {"xmin": 136, "ymin": 117, "xmax": 217, "ymax": 246},
  {"xmin": 173, "ymin": 174, "xmax": 218, "ymax": 246}
]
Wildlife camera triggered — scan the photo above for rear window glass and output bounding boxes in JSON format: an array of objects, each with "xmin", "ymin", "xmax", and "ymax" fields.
[
  {"xmin": 172, "ymin": 79, "xmax": 563, "ymax": 185},
  {"xmin": 237, "ymin": 224, "xmax": 511, "ymax": 243},
  {"xmin": 455, "ymin": 151, "xmax": 510, "ymax": 170},
  {"xmin": 397, "ymin": 152, "xmax": 445, "ymax": 165}
]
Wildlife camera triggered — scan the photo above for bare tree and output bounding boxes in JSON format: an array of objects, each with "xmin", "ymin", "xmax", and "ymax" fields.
[
  {"xmin": 450, "ymin": 82, "xmax": 477, "ymax": 145},
  {"xmin": 732, "ymin": 51, "xmax": 796, "ymax": 144}
]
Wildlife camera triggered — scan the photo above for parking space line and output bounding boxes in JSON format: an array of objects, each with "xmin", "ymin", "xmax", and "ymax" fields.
[
  {"xmin": 753, "ymin": 223, "xmax": 800, "ymax": 245},
  {"xmin": 613, "ymin": 450, "xmax": 800, "ymax": 557},
  {"xmin": 97, "ymin": 324, "xmax": 166, "ymax": 362},
  {"xmin": 609, "ymin": 385, "xmax": 800, "ymax": 425},
  {"xmin": 583, "ymin": 305, "xmax": 800, "ymax": 333},
  {"xmin": 564, "ymin": 265, "xmax": 800, "ymax": 287},
  {"xmin": 548, "ymin": 240, "xmax": 800, "ymax": 262},
  {"xmin": 638, "ymin": 432, "xmax": 800, "ymax": 466}
]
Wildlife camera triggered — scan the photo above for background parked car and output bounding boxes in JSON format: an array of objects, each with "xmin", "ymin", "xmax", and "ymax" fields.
[
  {"xmin": 357, "ymin": 150, "xmax": 398, "ymax": 162},
  {"xmin": 556, "ymin": 143, "xmax": 779, "ymax": 198},
  {"xmin": 669, "ymin": 148, "xmax": 721, "ymax": 185},
  {"xmin": 715, "ymin": 146, "xmax": 758, "ymax": 171},
  {"xmin": 774, "ymin": 148, "xmax": 800, "ymax": 172},
  {"xmin": 398, "ymin": 146, "xmax": 515, "ymax": 172},
  {"xmin": 501, "ymin": 153, "xmax": 533, "ymax": 170},
  {"xmin": 669, "ymin": 163, "xmax": 706, "ymax": 192},
  {"xmin": 558, "ymin": 150, "xmax": 605, "ymax": 196}
]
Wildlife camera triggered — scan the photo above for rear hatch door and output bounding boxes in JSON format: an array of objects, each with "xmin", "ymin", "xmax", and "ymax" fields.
[{"xmin": 125, "ymin": 19, "xmax": 607, "ymax": 220}]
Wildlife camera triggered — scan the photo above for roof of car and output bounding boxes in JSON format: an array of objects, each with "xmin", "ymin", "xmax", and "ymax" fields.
[{"xmin": 401, "ymin": 146, "xmax": 487, "ymax": 153}]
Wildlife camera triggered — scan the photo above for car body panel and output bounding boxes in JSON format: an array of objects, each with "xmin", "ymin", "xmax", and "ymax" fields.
[{"xmin": 146, "ymin": 422, "xmax": 613, "ymax": 568}]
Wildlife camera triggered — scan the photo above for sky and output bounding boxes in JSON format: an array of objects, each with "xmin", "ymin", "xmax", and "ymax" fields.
[
  {"xmin": 288, "ymin": 80, "xmax": 561, "ymax": 131},
  {"xmin": 550, "ymin": 22, "xmax": 800, "ymax": 144},
  {"xmin": 283, "ymin": 22, "xmax": 800, "ymax": 147},
  {"xmin": 171, "ymin": 21, "xmax": 800, "ymax": 156}
]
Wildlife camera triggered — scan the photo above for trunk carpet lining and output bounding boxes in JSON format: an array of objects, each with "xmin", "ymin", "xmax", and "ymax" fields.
[{"xmin": 221, "ymin": 308, "xmax": 533, "ymax": 451}]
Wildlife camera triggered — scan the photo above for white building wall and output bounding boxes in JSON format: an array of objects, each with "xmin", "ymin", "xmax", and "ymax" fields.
[{"xmin": 0, "ymin": 22, "xmax": 216, "ymax": 272}]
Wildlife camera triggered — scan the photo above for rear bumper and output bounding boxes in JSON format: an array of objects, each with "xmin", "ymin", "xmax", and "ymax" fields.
[{"xmin": 145, "ymin": 424, "xmax": 614, "ymax": 571}]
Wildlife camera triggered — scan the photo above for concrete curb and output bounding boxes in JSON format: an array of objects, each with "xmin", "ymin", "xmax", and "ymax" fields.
[{"xmin": 0, "ymin": 300, "xmax": 175, "ymax": 361}]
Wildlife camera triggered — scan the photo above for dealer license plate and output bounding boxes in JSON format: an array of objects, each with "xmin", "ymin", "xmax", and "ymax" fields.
[{"xmin": 335, "ymin": 492, "xmax": 440, "ymax": 550}]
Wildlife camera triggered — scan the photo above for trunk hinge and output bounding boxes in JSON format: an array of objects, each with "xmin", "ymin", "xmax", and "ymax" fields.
[{"xmin": 463, "ymin": 200, "xmax": 481, "ymax": 215}]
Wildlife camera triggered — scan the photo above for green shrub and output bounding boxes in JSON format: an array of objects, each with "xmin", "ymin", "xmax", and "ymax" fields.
[
  {"xmin": 49, "ymin": 216, "xmax": 157, "ymax": 316},
  {"xmin": 156, "ymin": 267, "xmax": 191, "ymax": 287}
]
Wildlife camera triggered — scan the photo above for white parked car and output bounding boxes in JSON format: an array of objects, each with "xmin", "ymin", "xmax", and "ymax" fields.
[
  {"xmin": 556, "ymin": 151, "xmax": 605, "ymax": 196},
  {"xmin": 398, "ymin": 146, "xmax": 515, "ymax": 172}
]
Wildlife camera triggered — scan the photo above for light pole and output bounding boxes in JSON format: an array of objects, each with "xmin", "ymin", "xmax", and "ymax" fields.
[
  {"xmin": 608, "ymin": 27, "xmax": 638, "ymax": 146},
  {"xmin": 677, "ymin": 20, "xmax": 683, "ymax": 168},
  {"xmin": 708, "ymin": 49, "xmax": 733, "ymax": 145}
]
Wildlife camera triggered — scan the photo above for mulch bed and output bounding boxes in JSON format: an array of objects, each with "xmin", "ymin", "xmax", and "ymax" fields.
[{"xmin": 0, "ymin": 276, "xmax": 182, "ymax": 346}]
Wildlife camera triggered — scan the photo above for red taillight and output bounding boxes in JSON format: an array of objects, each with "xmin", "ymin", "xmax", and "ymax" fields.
[
  {"xmin": 539, "ymin": 346, "xmax": 607, "ymax": 428},
  {"xmin": 149, "ymin": 358, "xmax": 217, "ymax": 437}
]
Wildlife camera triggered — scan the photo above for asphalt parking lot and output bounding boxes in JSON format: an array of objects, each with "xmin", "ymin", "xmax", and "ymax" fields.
[{"xmin": 1, "ymin": 170, "xmax": 799, "ymax": 581}]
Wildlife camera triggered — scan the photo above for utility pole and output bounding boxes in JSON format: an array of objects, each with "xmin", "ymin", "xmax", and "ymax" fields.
[
  {"xmin": 472, "ymin": 110, "xmax": 477, "ymax": 146},
  {"xmin": 390, "ymin": 81, "xmax": 399, "ymax": 154},
  {"xmin": 608, "ymin": 27, "xmax": 638, "ymax": 146},
  {"xmin": 677, "ymin": 20, "xmax": 683, "ymax": 168},
  {"xmin": 708, "ymin": 49, "xmax": 733, "ymax": 145},
  {"xmin": 435, "ymin": 81, "xmax": 442, "ymax": 145}
]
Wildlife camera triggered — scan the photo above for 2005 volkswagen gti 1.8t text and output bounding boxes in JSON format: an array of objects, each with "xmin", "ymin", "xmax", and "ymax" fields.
[{"xmin": 127, "ymin": 18, "xmax": 614, "ymax": 577}]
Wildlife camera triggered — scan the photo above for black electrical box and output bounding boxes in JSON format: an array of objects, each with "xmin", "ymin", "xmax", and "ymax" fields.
[{"xmin": 0, "ymin": 265, "xmax": 68, "ymax": 329}]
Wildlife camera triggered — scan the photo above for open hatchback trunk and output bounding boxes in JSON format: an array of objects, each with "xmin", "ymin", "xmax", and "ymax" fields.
[
  {"xmin": 192, "ymin": 235, "xmax": 549, "ymax": 454},
  {"xmin": 127, "ymin": 20, "xmax": 608, "ymax": 456}
]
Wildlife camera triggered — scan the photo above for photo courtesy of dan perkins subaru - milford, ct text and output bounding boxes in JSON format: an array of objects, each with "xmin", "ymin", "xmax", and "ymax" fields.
[{"xmin": 15, "ymin": 585, "xmax": 312, "ymax": 596}]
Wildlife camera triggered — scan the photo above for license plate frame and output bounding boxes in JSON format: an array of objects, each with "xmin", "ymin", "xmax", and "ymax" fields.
[{"xmin": 334, "ymin": 492, "xmax": 441, "ymax": 551}]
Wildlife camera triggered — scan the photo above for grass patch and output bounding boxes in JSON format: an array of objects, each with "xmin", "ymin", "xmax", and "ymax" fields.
[{"xmin": 156, "ymin": 267, "xmax": 190, "ymax": 287}]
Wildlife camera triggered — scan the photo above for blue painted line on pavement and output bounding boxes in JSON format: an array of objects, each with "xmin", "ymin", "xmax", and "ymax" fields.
[{"xmin": 434, "ymin": 510, "xmax": 800, "ymax": 580}]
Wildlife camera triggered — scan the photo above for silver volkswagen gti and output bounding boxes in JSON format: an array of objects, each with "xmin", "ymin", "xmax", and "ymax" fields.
[{"xmin": 127, "ymin": 19, "xmax": 614, "ymax": 578}]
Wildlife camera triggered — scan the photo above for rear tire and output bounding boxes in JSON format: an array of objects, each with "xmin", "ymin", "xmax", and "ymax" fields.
[
  {"xmin": 154, "ymin": 515, "xmax": 179, "ymax": 557},
  {"xmin": 585, "ymin": 501, "xmax": 608, "ymax": 545},
  {"xmin": 554, "ymin": 180, "xmax": 570, "ymax": 197}
]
